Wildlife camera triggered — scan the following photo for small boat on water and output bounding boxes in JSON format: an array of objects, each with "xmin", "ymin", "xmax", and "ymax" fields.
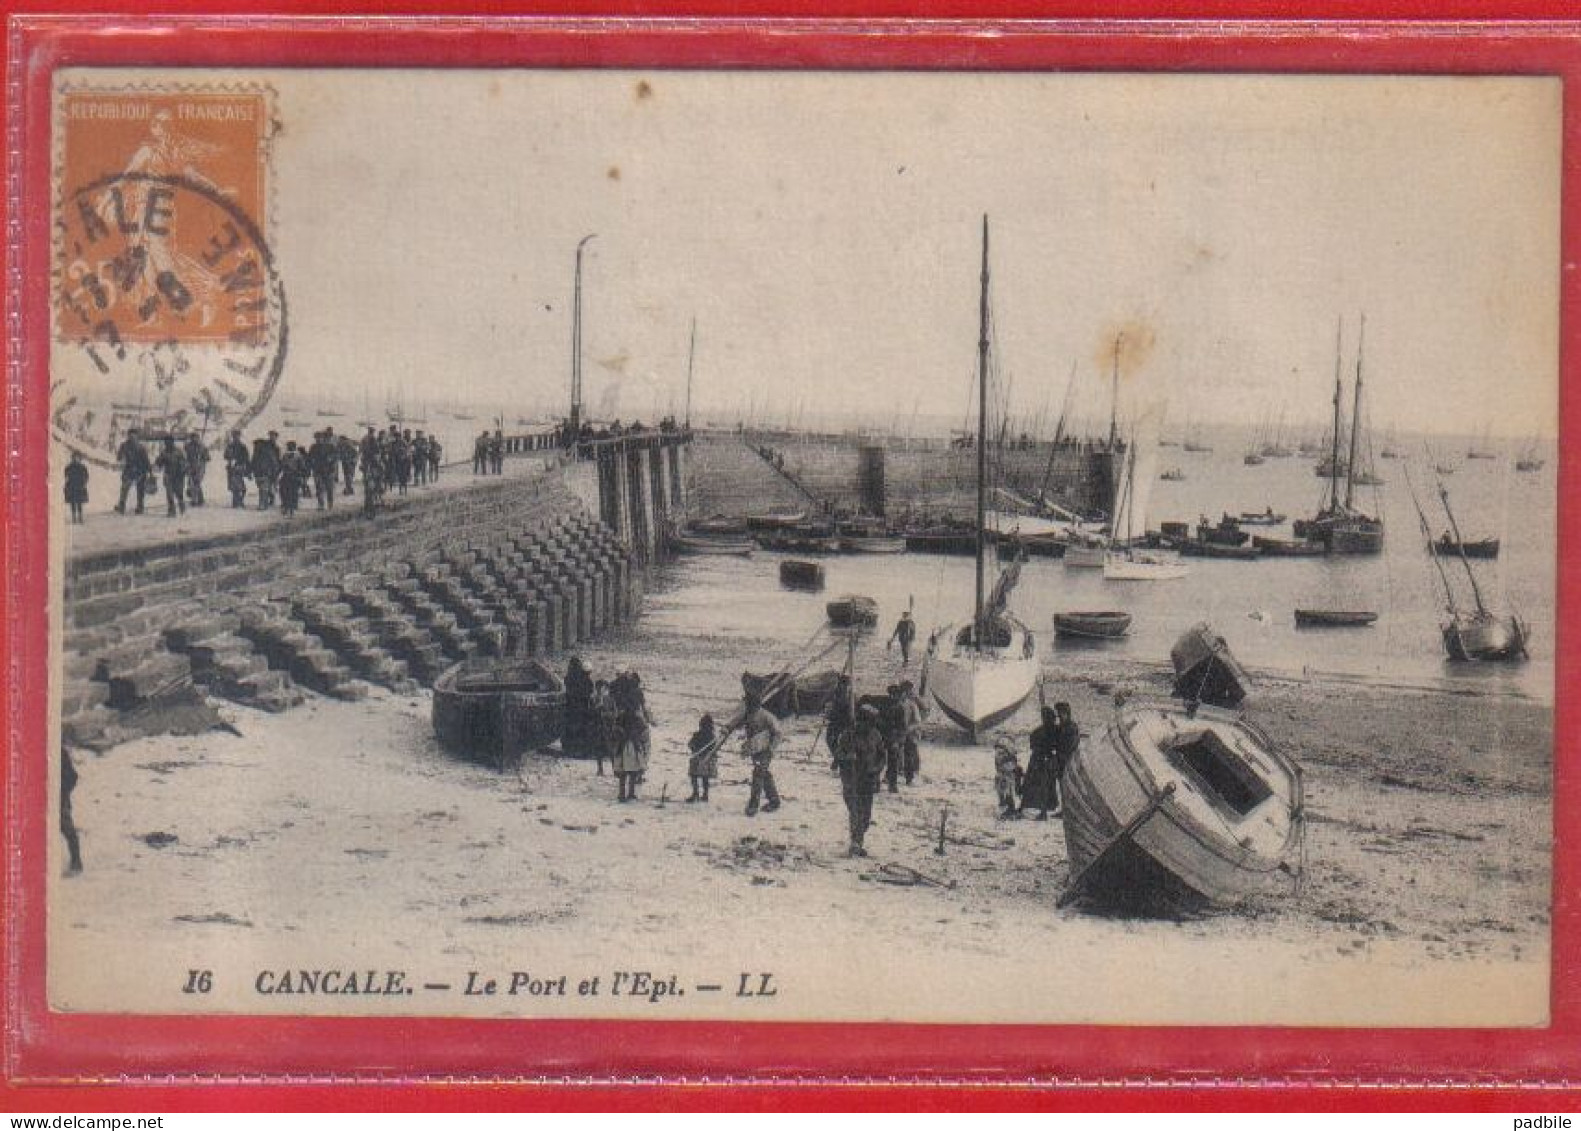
[
  {"xmin": 746, "ymin": 509, "xmax": 808, "ymax": 531},
  {"xmin": 1159, "ymin": 468, "xmax": 1186, "ymax": 482},
  {"xmin": 1197, "ymin": 516, "xmax": 1249, "ymax": 547},
  {"xmin": 841, "ymin": 532, "xmax": 908, "ymax": 554},
  {"xmin": 1516, "ymin": 457, "xmax": 1545, "ymax": 473},
  {"xmin": 779, "ymin": 559, "xmax": 826, "ymax": 590},
  {"xmin": 1237, "ymin": 510, "xmax": 1286, "ymax": 526},
  {"xmin": 432, "ymin": 659, "xmax": 565, "ymax": 769},
  {"xmin": 1243, "ymin": 452, "xmax": 1265, "ymax": 467},
  {"xmin": 1432, "ymin": 535, "xmax": 1500, "ymax": 560},
  {"xmin": 1053, "ymin": 611, "xmax": 1132, "ymax": 640},
  {"xmin": 757, "ymin": 525, "xmax": 842, "ymax": 554},
  {"xmin": 1294, "ymin": 609, "xmax": 1378, "ymax": 628},
  {"xmin": 691, "ymin": 515, "xmax": 750, "ymax": 536},
  {"xmin": 1170, "ymin": 623, "xmax": 1252, "ymax": 708},
  {"xmin": 672, "ymin": 532, "xmax": 755, "ymax": 556},
  {"xmin": 826, "ymin": 594, "xmax": 879, "ymax": 629},
  {"xmin": 1060, "ymin": 699, "xmax": 1304, "ymax": 914},
  {"xmin": 1251, "ymin": 535, "xmax": 1328, "ymax": 557},
  {"xmin": 741, "ymin": 669, "xmax": 842, "ymax": 717}
]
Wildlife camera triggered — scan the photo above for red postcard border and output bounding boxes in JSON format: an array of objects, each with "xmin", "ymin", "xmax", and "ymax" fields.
[{"xmin": 4, "ymin": 9, "xmax": 1578, "ymax": 1107}]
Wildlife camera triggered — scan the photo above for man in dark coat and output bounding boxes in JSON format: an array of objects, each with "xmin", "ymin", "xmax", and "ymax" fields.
[
  {"xmin": 427, "ymin": 437, "xmax": 442, "ymax": 482},
  {"xmin": 223, "ymin": 429, "xmax": 251, "ymax": 508},
  {"xmin": 741, "ymin": 689, "xmax": 783, "ymax": 816},
  {"xmin": 473, "ymin": 430, "xmax": 489, "ymax": 475},
  {"xmin": 562, "ymin": 656, "xmax": 593, "ymax": 759},
  {"xmin": 825, "ymin": 674, "xmax": 853, "ymax": 768},
  {"xmin": 278, "ymin": 441, "xmax": 306, "ymax": 515},
  {"xmin": 309, "ymin": 429, "xmax": 338, "ymax": 510},
  {"xmin": 1050, "ymin": 701, "xmax": 1081, "ymax": 788},
  {"xmin": 490, "ymin": 428, "xmax": 505, "ymax": 474},
  {"xmin": 154, "ymin": 436, "xmax": 188, "ymax": 517},
  {"xmin": 251, "ymin": 431, "xmax": 281, "ymax": 509},
  {"xmin": 888, "ymin": 610, "xmax": 917, "ymax": 666},
  {"xmin": 360, "ymin": 427, "xmax": 383, "ymax": 516},
  {"xmin": 183, "ymin": 433, "xmax": 209, "ymax": 506},
  {"xmin": 411, "ymin": 431, "xmax": 429, "ymax": 486},
  {"xmin": 337, "ymin": 433, "xmax": 359, "ymax": 496},
  {"xmin": 833, "ymin": 704, "xmax": 886, "ymax": 857},
  {"xmin": 114, "ymin": 429, "xmax": 151, "ymax": 514}
]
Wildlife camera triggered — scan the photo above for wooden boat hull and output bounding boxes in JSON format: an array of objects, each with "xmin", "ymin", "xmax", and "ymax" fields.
[
  {"xmin": 432, "ymin": 659, "xmax": 565, "ymax": 768},
  {"xmin": 841, "ymin": 535, "xmax": 908, "ymax": 554},
  {"xmin": 1295, "ymin": 609, "xmax": 1378, "ymax": 628},
  {"xmin": 1169, "ymin": 622, "xmax": 1251, "ymax": 707},
  {"xmin": 1179, "ymin": 541, "xmax": 1260, "ymax": 560},
  {"xmin": 778, "ymin": 560, "xmax": 826, "ymax": 590},
  {"xmin": 1236, "ymin": 513, "xmax": 1286, "ymax": 526},
  {"xmin": 1054, "ymin": 611, "xmax": 1132, "ymax": 640},
  {"xmin": 905, "ymin": 530, "xmax": 979, "ymax": 556},
  {"xmin": 1443, "ymin": 613, "xmax": 1530, "ymax": 662},
  {"xmin": 826, "ymin": 596, "xmax": 879, "ymax": 628},
  {"xmin": 742, "ymin": 669, "xmax": 842, "ymax": 717},
  {"xmin": 1292, "ymin": 514, "xmax": 1384, "ymax": 555},
  {"xmin": 1061, "ymin": 700, "xmax": 1303, "ymax": 914},
  {"xmin": 995, "ymin": 534, "xmax": 1066, "ymax": 560},
  {"xmin": 745, "ymin": 510, "xmax": 808, "ymax": 531},
  {"xmin": 929, "ymin": 621, "xmax": 1037, "ymax": 738},
  {"xmin": 672, "ymin": 534, "xmax": 755, "ymax": 556}
]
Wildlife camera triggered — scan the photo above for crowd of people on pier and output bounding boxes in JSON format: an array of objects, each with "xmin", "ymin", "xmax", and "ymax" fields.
[{"xmin": 556, "ymin": 652, "xmax": 1077, "ymax": 858}]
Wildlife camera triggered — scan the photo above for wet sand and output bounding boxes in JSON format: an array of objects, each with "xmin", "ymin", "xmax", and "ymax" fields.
[{"xmin": 50, "ymin": 620, "xmax": 1552, "ymax": 1027}]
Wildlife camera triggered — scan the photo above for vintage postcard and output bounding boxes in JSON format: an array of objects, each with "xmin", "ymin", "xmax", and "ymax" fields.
[{"xmin": 43, "ymin": 66, "xmax": 1557, "ymax": 1029}]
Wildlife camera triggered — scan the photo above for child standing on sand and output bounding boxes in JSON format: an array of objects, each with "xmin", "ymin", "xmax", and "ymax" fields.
[
  {"xmin": 686, "ymin": 714, "xmax": 718, "ymax": 802},
  {"xmin": 993, "ymin": 738, "xmax": 1023, "ymax": 820},
  {"xmin": 64, "ymin": 451, "xmax": 89, "ymax": 524}
]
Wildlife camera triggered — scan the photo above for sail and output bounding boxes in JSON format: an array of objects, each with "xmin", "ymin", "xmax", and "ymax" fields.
[
  {"xmin": 985, "ymin": 553, "xmax": 1023, "ymax": 623},
  {"xmin": 1118, "ymin": 404, "xmax": 1164, "ymax": 543}
]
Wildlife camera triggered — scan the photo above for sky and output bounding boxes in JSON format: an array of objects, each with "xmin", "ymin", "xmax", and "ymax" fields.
[{"xmin": 64, "ymin": 68, "xmax": 1564, "ymax": 438}]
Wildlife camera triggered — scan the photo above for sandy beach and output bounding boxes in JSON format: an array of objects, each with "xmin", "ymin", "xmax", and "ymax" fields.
[{"xmin": 48, "ymin": 609, "xmax": 1552, "ymax": 1029}]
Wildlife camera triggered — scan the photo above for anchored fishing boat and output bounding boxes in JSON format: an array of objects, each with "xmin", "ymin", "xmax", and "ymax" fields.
[
  {"xmin": 1432, "ymin": 535, "xmax": 1500, "ymax": 560},
  {"xmin": 1104, "ymin": 416, "xmax": 1188, "ymax": 581},
  {"xmin": 1053, "ymin": 611, "xmax": 1132, "ymax": 640},
  {"xmin": 1236, "ymin": 510, "xmax": 1286, "ymax": 526},
  {"xmin": 1295, "ymin": 317, "xmax": 1384, "ymax": 555},
  {"xmin": 927, "ymin": 218, "xmax": 1038, "ymax": 739},
  {"xmin": 1407, "ymin": 470, "xmax": 1530, "ymax": 664},
  {"xmin": 1294, "ymin": 609, "xmax": 1378, "ymax": 628},
  {"xmin": 1059, "ymin": 699, "xmax": 1304, "ymax": 914},
  {"xmin": 432, "ymin": 658, "xmax": 565, "ymax": 769},
  {"xmin": 1170, "ymin": 622, "xmax": 1252, "ymax": 708}
]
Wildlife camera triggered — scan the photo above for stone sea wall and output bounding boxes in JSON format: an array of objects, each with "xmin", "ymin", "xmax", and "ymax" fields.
[{"xmin": 60, "ymin": 438, "xmax": 691, "ymax": 750}]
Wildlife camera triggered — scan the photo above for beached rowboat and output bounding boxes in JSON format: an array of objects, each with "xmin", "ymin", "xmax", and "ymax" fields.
[
  {"xmin": 1053, "ymin": 611, "xmax": 1132, "ymax": 640},
  {"xmin": 826, "ymin": 595, "xmax": 879, "ymax": 629},
  {"xmin": 778, "ymin": 559, "xmax": 826, "ymax": 590},
  {"xmin": 1294, "ymin": 609, "xmax": 1378, "ymax": 628},
  {"xmin": 742, "ymin": 669, "xmax": 842, "ymax": 717},
  {"xmin": 432, "ymin": 659, "xmax": 565, "ymax": 769},
  {"xmin": 1060, "ymin": 699, "xmax": 1304, "ymax": 914}
]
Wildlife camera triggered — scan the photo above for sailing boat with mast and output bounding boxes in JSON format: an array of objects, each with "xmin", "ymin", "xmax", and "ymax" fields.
[
  {"xmin": 927, "ymin": 218, "xmax": 1039, "ymax": 740},
  {"xmin": 1103, "ymin": 417, "xmax": 1189, "ymax": 581},
  {"xmin": 1406, "ymin": 468, "xmax": 1529, "ymax": 662},
  {"xmin": 1294, "ymin": 316, "xmax": 1384, "ymax": 555}
]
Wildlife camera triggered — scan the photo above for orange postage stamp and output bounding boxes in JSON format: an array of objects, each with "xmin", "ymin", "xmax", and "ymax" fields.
[{"xmin": 52, "ymin": 82, "xmax": 282, "ymax": 465}]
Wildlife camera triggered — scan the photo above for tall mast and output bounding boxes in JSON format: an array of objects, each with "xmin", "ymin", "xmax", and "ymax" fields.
[
  {"xmin": 1344, "ymin": 313, "xmax": 1366, "ymax": 510},
  {"xmin": 1107, "ymin": 333, "xmax": 1122, "ymax": 451},
  {"xmin": 571, "ymin": 233, "xmax": 597, "ymax": 434},
  {"xmin": 684, "ymin": 316, "xmax": 696, "ymax": 429},
  {"xmin": 1406, "ymin": 466, "xmax": 1459, "ymax": 616},
  {"xmin": 975, "ymin": 215, "xmax": 991, "ymax": 645},
  {"xmin": 1438, "ymin": 482, "xmax": 1487, "ymax": 615},
  {"xmin": 1329, "ymin": 316, "xmax": 1344, "ymax": 513}
]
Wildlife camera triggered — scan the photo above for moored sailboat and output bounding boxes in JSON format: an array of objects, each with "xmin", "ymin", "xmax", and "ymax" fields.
[
  {"xmin": 1294, "ymin": 316, "xmax": 1384, "ymax": 555},
  {"xmin": 927, "ymin": 218, "xmax": 1038, "ymax": 739},
  {"xmin": 1103, "ymin": 417, "xmax": 1188, "ymax": 581}
]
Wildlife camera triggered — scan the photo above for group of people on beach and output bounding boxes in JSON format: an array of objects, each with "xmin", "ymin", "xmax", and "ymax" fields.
[{"xmin": 562, "ymin": 654, "xmax": 1058, "ymax": 859}]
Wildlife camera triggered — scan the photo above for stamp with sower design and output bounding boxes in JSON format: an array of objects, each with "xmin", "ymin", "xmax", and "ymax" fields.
[{"xmin": 52, "ymin": 85, "xmax": 286, "ymax": 468}]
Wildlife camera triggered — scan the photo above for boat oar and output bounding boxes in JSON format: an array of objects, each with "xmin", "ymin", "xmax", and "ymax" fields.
[{"xmin": 1057, "ymin": 782, "xmax": 1176, "ymax": 910}]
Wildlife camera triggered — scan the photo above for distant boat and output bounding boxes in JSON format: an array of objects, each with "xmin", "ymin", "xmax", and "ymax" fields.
[
  {"xmin": 1053, "ymin": 611, "xmax": 1132, "ymax": 640},
  {"xmin": 1104, "ymin": 424, "xmax": 1189, "ymax": 582},
  {"xmin": 1237, "ymin": 510, "xmax": 1286, "ymax": 526},
  {"xmin": 316, "ymin": 408, "xmax": 344, "ymax": 418},
  {"xmin": 1251, "ymin": 535, "xmax": 1328, "ymax": 557},
  {"xmin": 1179, "ymin": 541, "xmax": 1260, "ymax": 561},
  {"xmin": 1515, "ymin": 457, "xmax": 1545, "ymax": 472},
  {"xmin": 672, "ymin": 532, "xmax": 754, "ymax": 556},
  {"xmin": 1295, "ymin": 316, "xmax": 1383, "ymax": 555},
  {"xmin": 1243, "ymin": 452, "xmax": 1265, "ymax": 467},
  {"xmin": 1466, "ymin": 426, "xmax": 1497, "ymax": 460},
  {"xmin": 1058, "ymin": 698, "xmax": 1303, "ymax": 914},
  {"xmin": 1294, "ymin": 609, "xmax": 1378, "ymax": 629},
  {"xmin": 1432, "ymin": 535, "xmax": 1499, "ymax": 560},
  {"xmin": 1159, "ymin": 468, "xmax": 1185, "ymax": 482}
]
